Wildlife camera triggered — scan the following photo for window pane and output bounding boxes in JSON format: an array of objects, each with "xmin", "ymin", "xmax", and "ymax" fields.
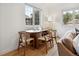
[
  {"xmin": 25, "ymin": 5, "xmax": 33, "ymax": 25},
  {"xmin": 25, "ymin": 4, "xmax": 40, "ymax": 26},
  {"xmin": 63, "ymin": 11, "xmax": 73, "ymax": 24},
  {"xmin": 34, "ymin": 10, "xmax": 40, "ymax": 25},
  {"xmin": 74, "ymin": 9, "xmax": 79, "ymax": 24},
  {"xmin": 74, "ymin": 10, "xmax": 79, "ymax": 19}
]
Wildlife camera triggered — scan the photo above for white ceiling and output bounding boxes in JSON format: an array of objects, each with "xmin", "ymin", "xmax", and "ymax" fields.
[{"xmin": 29, "ymin": 3, "xmax": 79, "ymax": 14}]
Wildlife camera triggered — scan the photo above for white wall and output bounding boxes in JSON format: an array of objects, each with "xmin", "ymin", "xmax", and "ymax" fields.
[{"xmin": 0, "ymin": 3, "xmax": 26, "ymax": 55}]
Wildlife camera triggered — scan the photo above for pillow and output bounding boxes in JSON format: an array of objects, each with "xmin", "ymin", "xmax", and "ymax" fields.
[
  {"xmin": 62, "ymin": 38, "xmax": 75, "ymax": 53},
  {"xmin": 73, "ymin": 34, "xmax": 79, "ymax": 55},
  {"xmin": 61, "ymin": 31, "xmax": 75, "ymax": 40}
]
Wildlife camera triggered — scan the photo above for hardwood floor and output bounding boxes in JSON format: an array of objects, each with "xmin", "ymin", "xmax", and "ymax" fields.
[
  {"xmin": 3, "ymin": 44, "xmax": 53, "ymax": 56},
  {"xmin": 2, "ymin": 38, "xmax": 59, "ymax": 56}
]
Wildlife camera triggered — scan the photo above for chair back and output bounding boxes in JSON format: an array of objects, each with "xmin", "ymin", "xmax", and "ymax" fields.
[
  {"xmin": 47, "ymin": 29, "xmax": 53, "ymax": 38},
  {"xmin": 19, "ymin": 31, "xmax": 31, "ymax": 43},
  {"xmin": 18, "ymin": 31, "xmax": 27, "ymax": 43},
  {"xmin": 48, "ymin": 30, "xmax": 56, "ymax": 38}
]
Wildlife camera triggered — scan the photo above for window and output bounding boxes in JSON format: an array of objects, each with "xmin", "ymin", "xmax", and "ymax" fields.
[
  {"xmin": 63, "ymin": 9, "xmax": 79, "ymax": 24},
  {"xmin": 25, "ymin": 4, "xmax": 41, "ymax": 25},
  {"xmin": 34, "ymin": 10, "xmax": 40, "ymax": 25},
  {"xmin": 74, "ymin": 10, "xmax": 79, "ymax": 19}
]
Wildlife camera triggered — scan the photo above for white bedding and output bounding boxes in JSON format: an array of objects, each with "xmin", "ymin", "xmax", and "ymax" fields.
[{"xmin": 73, "ymin": 34, "xmax": 79, "ymax": 55}]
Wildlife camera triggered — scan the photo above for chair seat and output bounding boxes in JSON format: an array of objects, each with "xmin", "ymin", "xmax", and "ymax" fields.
[
  {"xmin": 26, "ymin": 38, "xmax": 34, "ymax": 42},
  {"xmin": 38, "ymin": 36, "xmax": 51, "ymax": 41},
  {"xmin": 20, "ymin": 43, "xmax": 26, "ymax": 47},
  {"xmin": 20, "ymin": 38, "xmax": 34, "ymax": 46}
]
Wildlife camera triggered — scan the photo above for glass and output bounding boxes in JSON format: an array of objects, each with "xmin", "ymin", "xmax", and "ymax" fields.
[
  {"xmin": 25, "ymin": 4, "xmax": 40, "ymax": 25},
  {"xmin": 34, "ymin": 10, "xmax": 40, "ymax": 25},
  {"xmin": 74, "ymin": 10, "xmax": 79, "ymax": 19},
  {"xmin": 25, "ymin": 5, "xmax": 33, "ymax": 25},
  {"xmin": 63, "ymin": 10, "xmax": 73, "ymax": 24}
]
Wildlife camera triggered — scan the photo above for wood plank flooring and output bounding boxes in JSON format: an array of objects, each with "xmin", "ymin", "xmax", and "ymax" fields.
[
  {"xmin": 3, "ymin": 44, "xmax": 54, "ymax": 56},
  {"xmin": 2, "ymin": 38, "xmax": 59, "ymax": 56}
]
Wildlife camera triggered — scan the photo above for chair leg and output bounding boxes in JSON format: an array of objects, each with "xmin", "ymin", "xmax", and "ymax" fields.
[
  {"xmin": 33, "ymin": 40, "xmax": 35, "ymax": 49},
  {"xmin": 54, "ymin": 37, "xmax": 57, "ymax": 44},
  {"xmin": 51, "ymin": 40, "xmax": 54, "ymax": 47},
  {"xmin": 23, "ymin": 42, "xmax": 27, "ymax": 56},
  {"xmin": 23, "ymin": 46, "xmax": 26, "ymax": 56},
  {"xmin": 18, "ymin": 43, "xmax": 20, "ymax": 55},
  {"xmin": 18, "ymin": 47, "xmax": 19, "ymax": 55},
  {"xmin": 45, "ymin": 41, "xmax": 48, "ymax": 54},
  {"xmin": 50, "ymin": 41, "xmax": 52, "ymax": 48}
]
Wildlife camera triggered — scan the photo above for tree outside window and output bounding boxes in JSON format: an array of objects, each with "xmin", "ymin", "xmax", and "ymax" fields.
[{"xmin": 63, "ymin": 9, "xmax": 79, "ymax": 24}]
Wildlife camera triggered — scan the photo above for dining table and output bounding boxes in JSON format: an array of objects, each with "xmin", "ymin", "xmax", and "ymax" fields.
[{"xmin": 26, "ymin": 30, "xmax": 43, "ymax": 49}]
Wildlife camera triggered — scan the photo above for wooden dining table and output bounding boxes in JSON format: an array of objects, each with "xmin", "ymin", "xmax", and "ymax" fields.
[{"xmin": 26, "ymin": 30, "xmax": 43, "ymax": 49}]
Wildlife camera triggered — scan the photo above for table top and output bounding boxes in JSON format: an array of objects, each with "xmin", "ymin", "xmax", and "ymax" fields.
[
  {"xmin": 25, "ymin": 29, "xmax": 49, "ymax": 33},
  {"xmin": 26, "ymin": 30, "xmax": 42, "ymax": 33},
  {"xmin": 25, "ymin": 29, "xmax": 56, "ymax": 33}
]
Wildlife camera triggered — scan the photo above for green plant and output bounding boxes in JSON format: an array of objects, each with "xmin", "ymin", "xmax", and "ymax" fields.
[
  {"xmin": 63, "ymin": 13, "xmax": 73, "ymax": 24},
  {"xmin": 75, "ymin": 14, "xmax": 79, "ymax": 19}
]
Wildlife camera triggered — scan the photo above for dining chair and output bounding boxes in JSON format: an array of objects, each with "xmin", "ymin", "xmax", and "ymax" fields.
[
  {"xmin": 51, "ymin": 30, "xmax": 57, "ymax": 44},
  {"xmin": 18, "ymin": 31, "xmax": 34, "ymax": 56},
  {"xmin": 38, "ymin": 30, "xmax": 54, "ymax": 54}
]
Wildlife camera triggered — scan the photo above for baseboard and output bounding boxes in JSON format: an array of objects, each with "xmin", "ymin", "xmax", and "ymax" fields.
[{"xmin": 0, "ymin": 48, "xmax": 18, "ymax": 56}]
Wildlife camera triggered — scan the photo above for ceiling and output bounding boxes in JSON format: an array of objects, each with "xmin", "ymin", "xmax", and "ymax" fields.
[{"xmin": 29, "ymin": 3, "xmax": 79, "ymax": 14}]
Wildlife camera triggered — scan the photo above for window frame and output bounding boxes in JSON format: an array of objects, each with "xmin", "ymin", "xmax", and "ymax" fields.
[
  {"xmin": 62, "ymin": 8, "xmax": 79, "ymax": 24},
  {"xmin": 25, "ymin": 4, "xmax": 42, "ymax": 27}
]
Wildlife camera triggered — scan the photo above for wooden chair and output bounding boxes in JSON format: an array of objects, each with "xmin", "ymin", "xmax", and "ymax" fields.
[
  {"xmin": 18, "ymin": 31, "xmax": 34, "ymax": 56},
  {"xmin": 38, "ymin": 30, "xmax": 54, "ymax": 54},
  {"xmin": 51, "ymin": 30, "xmax": 57, "ymax": 44}
]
